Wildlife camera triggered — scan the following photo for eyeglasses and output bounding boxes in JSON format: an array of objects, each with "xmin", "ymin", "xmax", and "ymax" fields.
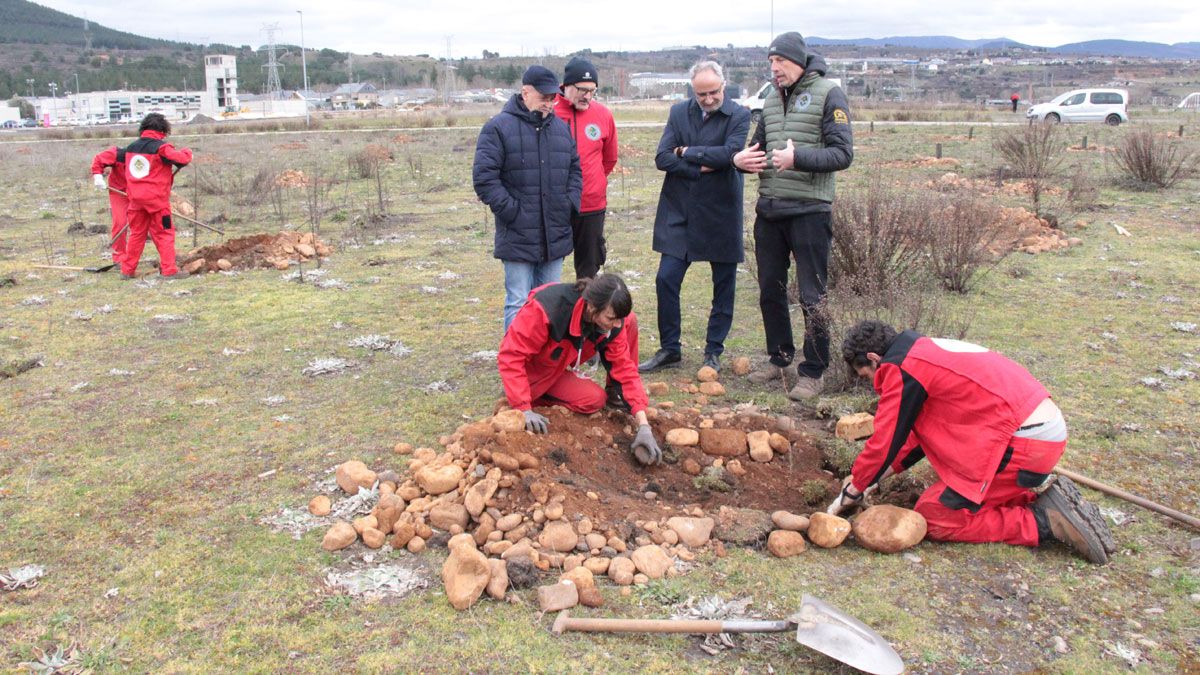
[
  {"xmin": 572, "ymin": 86, "xmax": 597, "ymax": 97},
  {"xmin": 694, "ymin": 88, "xmax": 722, "ymax": 99}
]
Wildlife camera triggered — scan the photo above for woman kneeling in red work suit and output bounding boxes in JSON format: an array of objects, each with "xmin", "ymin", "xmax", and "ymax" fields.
[{"xmin": 498, "ymin": 274, "xmax": 664, "ymax": 465}]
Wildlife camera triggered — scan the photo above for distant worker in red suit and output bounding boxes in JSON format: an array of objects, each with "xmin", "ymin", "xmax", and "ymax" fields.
[
  {"xmin": 1011, "ymin": 92, "xmax": 1020, "ymax": 113},
  {"xmin": 498, "ymin": 274, "xmax": 664, "ymax": 466},
  {"xmin": 90, "ymin": 143, "xmax": 129, "ymax": 264},
  {"xmin": 120, "ymin": 113, "xmax": 192, "ymax": 279}
]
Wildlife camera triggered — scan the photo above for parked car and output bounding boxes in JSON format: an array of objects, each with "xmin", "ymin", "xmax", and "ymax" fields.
[
  {"xmin": 21, "ymin": 118, "xmax": 37, "ymax": 127},
  {"xmin": 737, "ymin": 78, "xmax": 843, "ymax": 124},
  {"xmin": 1, "ymin": 120, "xmax": 17, "ymax": 129},
  {"xmin": 1026, "ymin": 88, "xmax": 1129, "ymax": 125}
]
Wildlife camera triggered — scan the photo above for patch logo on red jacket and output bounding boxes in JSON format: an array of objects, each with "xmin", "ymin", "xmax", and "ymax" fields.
[
  {"xmin": 128, "ymin": 155, "xmax": 151, "ymax": 179},
  {"xmin": 585, "ymin": 123, "xmax": 601, "ymax": 141}
]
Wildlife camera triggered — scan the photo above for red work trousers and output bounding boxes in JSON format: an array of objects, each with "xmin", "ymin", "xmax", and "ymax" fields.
[
  {"xmin": 107, "ymin": 192, "xmax": 129, "ymax": 263},
  {"xmin": 914, "ymin": 435, "xmax": 1066, "ymax": 547},
  {"xmin": 531, "ymin": 315, "xmax": 639, "ymax": 414},
  {"xmin": 122, "ymin": 207, "xmax": 177, "ymax": 276}
]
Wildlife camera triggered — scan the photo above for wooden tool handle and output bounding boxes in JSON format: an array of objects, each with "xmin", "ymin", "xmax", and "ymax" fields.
[
  {"xmin": 554, "ymin": 614, "xmax": 724, "ymax": 634},
  {"xmin": 1055, "ymin": 466, "xmax": 1200, "ymax": 530}
]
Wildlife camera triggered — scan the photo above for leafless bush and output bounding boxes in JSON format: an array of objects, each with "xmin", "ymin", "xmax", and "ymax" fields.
[
  {"xmin": 240, "ymin": 167, "xmax": 277, "ymax": 206},
  {"xmin": 1064, "ymin": 161, "xmax": 1100, "ymax": 212},
  {"xmin": 831, "ymin": 177, "xmax": 933, "ymax": 295},
  {"xmin": 348, "ymin": 144, "xmax": 391, "ymax": 180},
  {"xmin": 1110, "ymin": 129, "xmax": 1196, "ymax": 189},
  {"xmin": 925, "ymin": 192, "xmax": 1008, "ymax": 293},
  {"xmin": 992, "ymin": 124, "xmax": 1065, "ymax": 216}
]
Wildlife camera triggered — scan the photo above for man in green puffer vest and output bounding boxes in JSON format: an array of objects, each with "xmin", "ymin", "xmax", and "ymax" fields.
[{"xmin": 734, "ymin": 32, "xmax": 854, "ymax": 401}]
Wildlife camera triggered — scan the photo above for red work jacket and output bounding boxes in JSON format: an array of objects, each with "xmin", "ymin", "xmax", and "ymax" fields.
[
  {"xmin": 498, "ymin": 283, "xmax": 647, "ymax": 414},
  {"xmin": 851, "ymin": 332, "xmax": 1050, "ymax": 504},
  {"xmin": 123, "ymin": 130, "xmax": 192, "ymax": 211},
  {"xmin": 90, "ymin": 146, "xmax": 128, "ymax": 191},
  {"xmin": 553, "ymin": 96, "xmax": 618, "ymax": 213}
]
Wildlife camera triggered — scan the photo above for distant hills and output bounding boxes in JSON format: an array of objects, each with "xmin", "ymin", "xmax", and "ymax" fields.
[
  {"xmin": 807, "ymin": 35, "xmax": 1200, "ymax": 59},
  {"xmin": 0, "ymin": 0, "xmax": 182, "ymax": 50}
]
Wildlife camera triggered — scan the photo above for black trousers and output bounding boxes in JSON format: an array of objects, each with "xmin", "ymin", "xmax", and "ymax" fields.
[
  {"xmin": 654, "ymin": 253, "xmax": 737, "ymax": 357},
  {"xmin": 753, "ymin": 210, "xmax": 832, "ymax": 379},
  {"xmin": 571, "ymin": 209, "xmax": 607, "ymax": 279}
]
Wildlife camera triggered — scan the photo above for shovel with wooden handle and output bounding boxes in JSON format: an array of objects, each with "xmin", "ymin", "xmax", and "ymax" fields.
[
  {"xmin": 32, "ymin": 263, "xmax": 116, "ymax": 273},
  {"xmin": 106, "ymin": 186, "xmax": 225, "ymax": 236},
  {"xmin": 552, "ymin": 594, "xmax": 904, "ymax": 675}
]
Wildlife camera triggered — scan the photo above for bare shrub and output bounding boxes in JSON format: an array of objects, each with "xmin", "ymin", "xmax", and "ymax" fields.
[
  {"xmin": 348, "ymin": 144, "xmax": 391, "ymax": 180},
  {"xmin": 992, "ymin": 124, "xmax": 1065, "ymax": 216},
  {"xmin": 238, "ymin": 167, "xmax": 277, "ymax": 206},
  {"xmin": 830, "ymin": 177, "xmax": 933, "ymax": 295},
  {"xmin": 925, "ymin": 192, "xmax": 1008, "ymax": 293},
  {"xmin": 1064, "ymin": 161, "xmax": 1100, "ymax": 212},
  {"xmin": 1110, "ymin": 129, "xmax": 1196, "ymax": 189}
]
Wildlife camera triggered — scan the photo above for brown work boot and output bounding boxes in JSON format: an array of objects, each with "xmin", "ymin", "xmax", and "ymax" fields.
[
  {"xmin": 748, "ymin": 363, "xmax": 800, "ymax": 389},
  {"xmin": 787, "ymin": 374, "xmax": 824, "ymax": 401},
  {"xmin": 1031, "ymin": 476, "xmax": 1115, "ymax": 564}
]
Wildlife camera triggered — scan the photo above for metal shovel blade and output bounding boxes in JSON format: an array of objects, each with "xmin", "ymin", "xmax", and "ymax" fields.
[{"xmin": 790, "ymin": 595, "xmax": 904, "ymax": 675}]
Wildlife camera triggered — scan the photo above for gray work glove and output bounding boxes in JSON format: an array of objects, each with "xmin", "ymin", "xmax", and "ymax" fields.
[
  {"xmin": 826, "ymin": 479, "xmax": 866, "ymax": 516},
  {"xmin": 630, "ymin": 424, "xmax": 662, "ymax": 466},
  {"xmin": 523, "ymin": 409, "xmax": 549, "ymax": 434},
  {"xmin": 93, "ymin": 174, "xmax": 107, "ymax": 189}
]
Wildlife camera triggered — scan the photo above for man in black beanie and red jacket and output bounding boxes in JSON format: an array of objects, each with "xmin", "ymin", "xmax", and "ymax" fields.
[{"xmin": 553, "ymin": 57, "xmax": 618, "ymax": 280}]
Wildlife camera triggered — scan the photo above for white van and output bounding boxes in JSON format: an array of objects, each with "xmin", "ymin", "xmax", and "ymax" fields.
[
  {"xmin": 1026, "ymin": 88, "xmax": 1129, "ymax": 126},
  {"xmin": 738, "ymin": 79, "xmax": 843, "ymax": 124}
]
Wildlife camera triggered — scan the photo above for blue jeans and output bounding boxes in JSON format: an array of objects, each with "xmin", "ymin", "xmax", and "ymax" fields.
[
  {"xmin": 503, "ymin": 258, "xmax": 564, "ymax": 332},
  {"xmin": 654, "ymin": 253, "xmax": 737, "ymax": 357}
]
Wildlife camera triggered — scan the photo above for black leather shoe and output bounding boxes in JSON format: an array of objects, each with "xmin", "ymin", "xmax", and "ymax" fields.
[
  {"xmin": 605, "ymin": 382, "xmax": 632, "ymax": 413},
  {"xmin": 703, "ymin": 353, "xmax": 720, "ymax": 372},
  {"xmin": 638, "ymin": 349, "xmax": 681, "ymax": 373}
]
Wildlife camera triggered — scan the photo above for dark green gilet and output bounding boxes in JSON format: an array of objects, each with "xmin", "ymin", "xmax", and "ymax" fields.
[{"xmin": 759, "ymin": 73, "xmax": 838, "ymax": 203}]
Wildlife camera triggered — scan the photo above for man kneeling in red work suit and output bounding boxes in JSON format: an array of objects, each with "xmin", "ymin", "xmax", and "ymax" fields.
[
  {"xmin": 828, "ymin": 320, "xmax": 1115, "ymax": 564},
  {"xmin": 498, "ymin": 274, "xmax": 664, "ymax": 465},
  {"xmin": 120, "ymin": 113, "xmax": 192, "ymax": 279}
]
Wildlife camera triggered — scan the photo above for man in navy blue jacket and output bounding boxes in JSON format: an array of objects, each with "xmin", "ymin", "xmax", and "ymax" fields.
[
  {"xmin": 639, "ymin": 61, "xmax": 751, "ymax": 374},
  {"xmin": 474, "ymin": 66, "xmax": 583, "ymax": 332}
]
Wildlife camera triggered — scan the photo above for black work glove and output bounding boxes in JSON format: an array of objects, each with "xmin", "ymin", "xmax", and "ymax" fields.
[
  {"xmin": 523, "ymin": 410, "xmax": 549, "ymax": 434},
  {"xmin": 630, "ymin": 424, "xmax": 662, "ymax": 466}
]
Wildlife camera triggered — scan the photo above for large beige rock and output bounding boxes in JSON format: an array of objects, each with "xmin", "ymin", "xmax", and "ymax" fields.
[
  {"xmin": 537, "ymin": 581, "xmax": 579, "ymax": 612},
  {"xmin": 666, "ymin": 428, "xmax": 700, "ymax": 446},
  {"xmin": 464, "ymin": 477, "xmax": 498, "ymax": 517},
  {"xmin": 807, "ymin": 513, "xmax": 852, "ymax": 548},
  {"xmin": 607, "ymin": 556, "xmax": 636, "ymax": 585},
  {"xmin": 373, "ymin": 494, "xmax": 405, "ymax": 533},
  {"xmin": 441, "ymin": 544, "xmax": 491, "ymax": 610},
  {"xmin": 321, "ymin": 522, "xmax": 357, "ymax": 551},
  {"xmin": 630, "ymin": 545, "xmax": 673, "ymax": 579},
  {"xmin": 771, "ymin": 511, "xmax": 810, "ymax": 532},
  {"xmin": 539, "ymin": 521, "xmax": 578, "ymax": 552},
  {"xmin": 836, "ymin": 412, "xmax": 875, "ymax": 441},
  {"xmin": 665, "ymin": 517, "xmax": 714, "ymax": 548},
  {"xmin": 699, "ymin": 428, "xmax": 747, "ymax": 457},
  {"xmin": 362, "ymin": 527, "xmax": 387, "ymax": 549},
  {"xmin": 430, "ymin": 503, "xmax": 470, "ymax": 532},
  {"xmin": 852, "ymin": 505, "xmax": 928, "ymax": 553},
  {"xmin": 697, "ymin": 366, "xmax": 719, "ymax": 382},
  {"xmin": 391, "ymin": 522, "xmax": 416, "ymax": 548},
  {"xmin": 647, "ymin": 382, "xmax": 669, "ymax": 396},
  {"xmin": 732, "ymin": 356, "xmax": 752, "ymax": 375},
  {"xmin": 583, "ymin": 557, "xmax": 610, "ymax": 575},
  {"xmin": 698, "ymin": 381, "xmax": 726, "ymax": 396},
  {"xmin": 747, "ymin": 430, "xmax": 773, "ymax": 462},
  {"xmin": 308, "ymin": 495, "xmax": 331, "ymax": 516},
  {"xmin": 767, "ymin": 530, "xmax": 807, "ymax": 558},
  {"xmin": 491, "ymin": 452, "xmax": 521, "ymax": 472},
  {"xmin": 491, "ymin": 409, "xmax": 526, "ymax": 433},
  {"xmin": 335, "ymin": 460, "xmax": 377, "ymax": 494},
  {"xmin": 768, "ymin": 433, "xmax": 790, "ymax": 453},
  {"xmin": 486, "ymin": 558, "xmax": 509, "ymax": 600},
  {"xmin": 560, "ymin": 565, "xmax": 595, "ymax": 591},
  {"xmin": 416, "ymin": 464, "xmax": 464, "ymax": 495}
]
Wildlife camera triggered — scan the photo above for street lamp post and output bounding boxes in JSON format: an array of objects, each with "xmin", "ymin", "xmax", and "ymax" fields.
[
  {"xmin": 297, "ymin": 9, "xmax": 310, "ymax": 128},
  {"xmin": 27, "ymin": 78, "xmax": 35, "ymax": 98}
]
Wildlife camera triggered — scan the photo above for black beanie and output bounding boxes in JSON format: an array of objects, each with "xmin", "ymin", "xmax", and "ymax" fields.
[
  {"xmin": 768, "ymin": 32, "xmax": 808, "ymax": 67},
  {"xmin": 562, "ymin": 57, "xmax": 598, "ymax": 87}
]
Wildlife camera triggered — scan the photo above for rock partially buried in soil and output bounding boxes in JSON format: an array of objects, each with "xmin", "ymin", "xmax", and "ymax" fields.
[
  {"xmin": 767, "ymin": 530, "xmax": 807, "ymax": 557},
  {"xmin": 430, "ymin": 503, "xmax": 470, "ymax": 532},
  {"xmin": 747, "ymin": 430, "xmax": 773, "ymax": 462},
  {"xmin": 321, "ymin": 522, "xmax": 357, "ymax": 551},
  {"xmin": 682, "ymin": 458, "xmax": 702, "ymax": 475},
  {"xmin": 362, "ymin": 527, "xmax": 386, "ymax": 549},
  {"xmin": 308, "ymin": 495, "xmax": 331, "ymax": 516},
  {"xmin": 491, "ymin": 409, "xmax": 525, "ymax": 433},
  {"xmin": 836, "ymin": 412, "xmax": 875, "ymax": 441},
  {"xmin": 666, "ymin": 428, "xmax": 700, "ymax": 446},
  {"xmin": 699, "ymin": 428, "xmax": 747, "ymax": 457},
  {"xmin": 647, "ymin": 381, "xmax": 669, "ymax": 396},
  {"xmin": 391, "ymin": 522, "xmax": 416, "ymax": 549},
  {"xmin": 666, "ymin": 517, "xmax": 714, "ymax": 548},
  {"xmin": 335, "ymin": 460, "xmax": 377, "ymax": 494},
  {"xmin": 807, "ymin": 513, "xmax": 852, "ymax": 548},
  {"xmin": 630, "ymin": 545, "xmax": 673, "ymax": 579},
  {"xmin": 560, "ymin": 566, "xmax": 595, "ymax": 591},
  {"xmin": 711, "ymin": 506, "xmax": 773, "ymax": 545},
  {"xmin": 698, "ymin": 381, "xmax": 725, "ymax": 397},
  {"xmin": 441, "ymin": 544, "xmax": 491, "ymax": 610},
  {"xmin": 578, "ymin": 586, "xmax": 605, "ymax": 608},
  {"xmin": 732, "ymin": 357, "xmax": 752, "ymax": 375},
  {"xmin": 183, "ymin": 259, "xmax": 206, "ymax": 275},
  {"xmin": 852, "ymin": 505, "xmax": 928, "ymax": 553},
  {"xmin": 697, "ymin": 366, "xmax": 719, "ymax": 382},
  {"xmin": 538, "ymin": 581, "xmax": 579, "ymax": 612},
  {"xmin": 771, "ymin": 511, "xmax": 810, "ymax": 532}
]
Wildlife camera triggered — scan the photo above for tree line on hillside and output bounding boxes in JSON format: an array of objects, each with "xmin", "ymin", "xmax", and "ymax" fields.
[{"xmin": 0, "ymin": 0, "xmax": 181, "ymax": 50}]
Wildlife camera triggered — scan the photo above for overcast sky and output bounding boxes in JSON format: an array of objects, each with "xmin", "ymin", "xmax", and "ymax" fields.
[{"xmin": 35, "ymin": 0, "xmax": 1200, "ymax": 57}]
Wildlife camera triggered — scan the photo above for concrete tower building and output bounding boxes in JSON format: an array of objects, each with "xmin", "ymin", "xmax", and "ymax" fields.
[{"xmin": 203, "ymin": 55, "xmax": 239, "ymax": 116}]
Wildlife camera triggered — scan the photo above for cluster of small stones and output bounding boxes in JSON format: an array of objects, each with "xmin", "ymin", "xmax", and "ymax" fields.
[{"xmin": 183, "ymin": 231, "xmax": 332, "ymax": 274}]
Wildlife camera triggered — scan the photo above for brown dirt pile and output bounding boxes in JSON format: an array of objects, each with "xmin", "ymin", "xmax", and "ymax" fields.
[
  {"xmin": 179, "ymin": 230, "xmax": 332, "ymax": 273},
  {"xmin": 274, "ymin": 169, "xmax": 311, "ymax": 188}
]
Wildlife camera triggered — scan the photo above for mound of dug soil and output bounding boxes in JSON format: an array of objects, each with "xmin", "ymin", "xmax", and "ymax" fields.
[{"xmin": 179, "ymin": 230, "xmax": 332, "ymax": 273}]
